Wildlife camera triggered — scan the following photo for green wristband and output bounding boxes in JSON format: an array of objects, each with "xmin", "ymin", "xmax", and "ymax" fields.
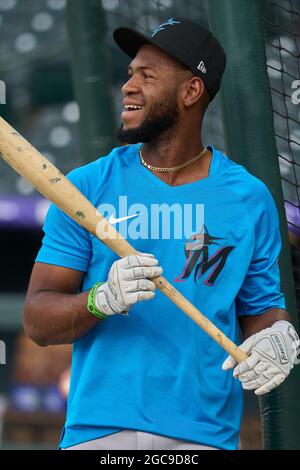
[{"xmin": 87, "ymin": 282, "xmax": 109, "ymax": 320}]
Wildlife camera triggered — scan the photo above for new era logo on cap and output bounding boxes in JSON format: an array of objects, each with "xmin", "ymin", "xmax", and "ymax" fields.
[{"xmin": 197, "ymin": 61, "xmax": 207, "ymax": 74}]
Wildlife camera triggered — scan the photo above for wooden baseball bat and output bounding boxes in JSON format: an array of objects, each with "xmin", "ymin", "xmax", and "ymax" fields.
[{"xmin": 0, "ymin": 116, "xmax": 247, "ymax": 362}]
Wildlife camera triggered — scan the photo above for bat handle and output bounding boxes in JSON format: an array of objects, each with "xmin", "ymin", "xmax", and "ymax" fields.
[{"xmin": 153, "ymin": 275, "xmax": 248, "ymax": 363}]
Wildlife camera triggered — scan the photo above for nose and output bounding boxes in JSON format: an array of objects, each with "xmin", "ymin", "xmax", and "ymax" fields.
[{"xmin": 121, "ymin": 75, "xmax": 140, "ymax": 96}]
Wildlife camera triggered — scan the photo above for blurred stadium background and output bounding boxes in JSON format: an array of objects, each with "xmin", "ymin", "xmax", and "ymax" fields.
[{"xmin": 0, "ymin": 0, "xmax": 299, "ymax": 450}]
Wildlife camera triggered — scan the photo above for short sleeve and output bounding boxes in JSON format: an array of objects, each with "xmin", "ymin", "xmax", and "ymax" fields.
[
  {"xmin": 36, "ymin": 169, "xmax": 92, "ymax": 272},
  {"xmin": 236, "ymin": 186, "xmax": 286, "ymax": 316}
]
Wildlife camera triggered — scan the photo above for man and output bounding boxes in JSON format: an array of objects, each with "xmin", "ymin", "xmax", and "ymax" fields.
[{"xmin": 24, "ymin": 17, "xmax": 299, "ymax": 450}]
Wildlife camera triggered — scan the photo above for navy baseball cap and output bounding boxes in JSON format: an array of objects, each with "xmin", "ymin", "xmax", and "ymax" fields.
[{"xmin": 113, "ymin": 17, "xmax": 226, "ymax": 101}]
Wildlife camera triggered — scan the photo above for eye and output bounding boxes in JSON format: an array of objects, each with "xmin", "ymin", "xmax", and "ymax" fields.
[{"xmin": 144, "ymin": 73, "xmax": 153, "ymax": 79}]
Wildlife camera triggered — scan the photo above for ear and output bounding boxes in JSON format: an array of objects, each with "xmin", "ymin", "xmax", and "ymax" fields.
[{"xmin": 181, "ymin": 76, "xmax": 205, "ymax": 108}]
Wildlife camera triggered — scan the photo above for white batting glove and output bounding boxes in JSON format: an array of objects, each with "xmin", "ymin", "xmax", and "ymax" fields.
[
  {"xmin": 94, "ymin": 253, "xmax": 163, "ymax": 316},
  {"xmin": 222, "ymin": 321, "xmax": 300, "ymax": 395}
]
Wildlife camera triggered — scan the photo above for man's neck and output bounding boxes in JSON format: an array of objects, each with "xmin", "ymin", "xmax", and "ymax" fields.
[
  {"xmin": 140, "ymin": 136, "xmax": 212, "ymax": 187},
  {"xmin": 141, "ymin": 135, "xmax": 205, "ymax": 169}
]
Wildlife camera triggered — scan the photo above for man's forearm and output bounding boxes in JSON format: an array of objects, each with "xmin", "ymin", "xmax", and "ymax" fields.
[
  {"xmin": 240, "ymin": 308, "xmax": 291, "ymax": 340},
  {"xmin": 24, "ymin": 290, "xmax": 102, "ymax": 346}
]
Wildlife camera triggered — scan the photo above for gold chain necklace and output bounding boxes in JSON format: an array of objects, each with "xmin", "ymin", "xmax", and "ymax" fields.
[{"xmin": 138, "ymin": 147, "xmax": 207, "ymax": 173}]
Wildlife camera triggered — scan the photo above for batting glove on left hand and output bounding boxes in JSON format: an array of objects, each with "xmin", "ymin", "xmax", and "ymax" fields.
[{"xmin": 222, "ymin": 321, "xmax": 300, "ymax": 395}]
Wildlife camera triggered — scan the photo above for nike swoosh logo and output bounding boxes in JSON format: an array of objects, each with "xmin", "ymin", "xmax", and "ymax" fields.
[{"xmin": 109, "ymin": 213, "xmax": 142, "ymax": 224}]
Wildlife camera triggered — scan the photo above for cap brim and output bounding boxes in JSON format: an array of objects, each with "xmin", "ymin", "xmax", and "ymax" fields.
[{"xmin": 113, "ymin": 27, "xmax": 155, "ymax": 59}]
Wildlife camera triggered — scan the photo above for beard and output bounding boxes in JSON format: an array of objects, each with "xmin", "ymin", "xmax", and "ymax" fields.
[{"xmin": 117, "ymin": 94, "xmax": 179, "ymax": 144}]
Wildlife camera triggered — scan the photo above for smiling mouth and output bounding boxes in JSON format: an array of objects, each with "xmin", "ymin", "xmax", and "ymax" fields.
[
  {"xmin": 121, "ymin": 105, "xmax": 145, "ymax": 122},
  {"xmin": 123, "ymin": 105, "xmax": 144, "ymax": 113},
  {"xmin": 125, "ymin": 104, "xmax": 143, "ymax": 110}
]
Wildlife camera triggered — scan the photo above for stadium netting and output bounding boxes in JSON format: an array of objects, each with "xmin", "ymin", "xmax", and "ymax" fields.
[{"xmin": 262, "ymin": 0, "xmax": 300, "ymax": 324}]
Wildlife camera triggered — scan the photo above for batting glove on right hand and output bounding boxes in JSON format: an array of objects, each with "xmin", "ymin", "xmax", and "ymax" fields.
[{"xmin": 94, "ymin": 253, "xmax": 163, "ymax": 316}]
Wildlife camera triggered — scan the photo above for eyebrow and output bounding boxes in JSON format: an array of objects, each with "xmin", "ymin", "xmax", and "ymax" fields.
[{"xmin": 128, "ymin": 65, "xmax": 157, "ymax": 73}]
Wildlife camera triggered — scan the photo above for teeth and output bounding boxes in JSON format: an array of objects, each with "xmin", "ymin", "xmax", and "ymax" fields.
[{"xmin": 125, "ymin": 105, "xmax": 143, "ymax": 110}]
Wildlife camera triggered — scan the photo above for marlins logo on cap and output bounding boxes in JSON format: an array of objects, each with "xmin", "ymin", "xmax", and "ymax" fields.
[{"xmin": 151, "ymin": 18, "xmax": 181, "ymax": 37}]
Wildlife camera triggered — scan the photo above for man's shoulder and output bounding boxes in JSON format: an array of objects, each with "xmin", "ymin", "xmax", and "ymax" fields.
[
  {"xmin": 66, "ymin": 145, "xmax": 136, "ymax": 188},
  {"xmin": 70, "ymin": 145, "xmax": 134, "ymax": 174},
  {"xmin": 218, "ymin": 150, "xmax": 274, "ymax": 208}
]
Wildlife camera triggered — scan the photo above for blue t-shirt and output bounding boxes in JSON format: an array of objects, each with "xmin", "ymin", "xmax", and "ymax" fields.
[{"xmin": 36, "ymin": 144, "xmax": 285, "ymax": 450}]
